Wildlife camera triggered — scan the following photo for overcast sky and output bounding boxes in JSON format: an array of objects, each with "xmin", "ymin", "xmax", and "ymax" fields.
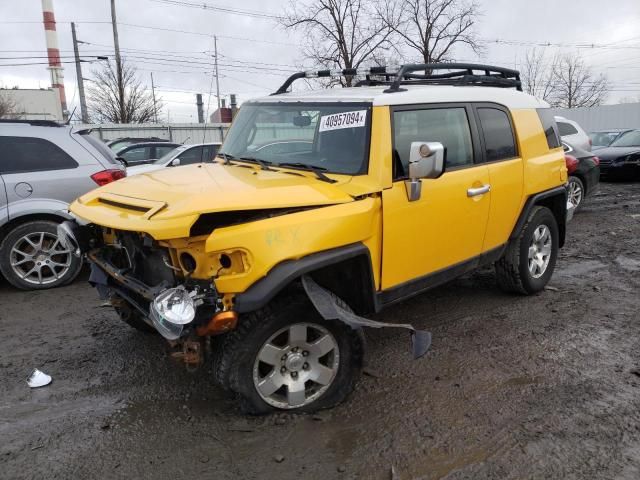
[{"xmin": 1, "ymin": 0, "xmax": 638, "ymax": 122}]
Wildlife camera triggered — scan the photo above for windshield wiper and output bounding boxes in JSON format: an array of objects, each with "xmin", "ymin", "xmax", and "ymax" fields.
[
  {"xmin": 277, "ymin": 162, "xmax": 337, "ymax": 183},
  {"xmin": 216, "ymin": 152, "xmax": 236, "ymax": 165},
  {"xmin": 238, "ymin": 156, "xmax": 275, "ymax": 171}
]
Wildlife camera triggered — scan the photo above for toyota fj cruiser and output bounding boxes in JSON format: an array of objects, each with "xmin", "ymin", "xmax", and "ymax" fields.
[{"xmin": 61, "ymin": 64, "xmax": 571, "ymax": 413}]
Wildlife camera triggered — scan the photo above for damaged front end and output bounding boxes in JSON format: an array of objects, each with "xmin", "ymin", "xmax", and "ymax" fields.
[{"xmin": 58, "ymin": 219, "xmax": 234, "ymax": 364}]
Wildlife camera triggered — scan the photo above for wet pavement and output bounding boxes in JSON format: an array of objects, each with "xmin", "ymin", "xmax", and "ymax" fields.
[{"xmin": 1, "ymin": 182, "xmax": 639, "ymax": 480}]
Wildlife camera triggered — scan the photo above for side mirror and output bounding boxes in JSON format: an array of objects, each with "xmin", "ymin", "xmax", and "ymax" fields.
[
  {"xmin": 405, "ymin": 142, "xmax": 445, "ymax": 202},
  {"xmin": 171, "ymin": 158, "xmax": 181, "ymax": 167}
]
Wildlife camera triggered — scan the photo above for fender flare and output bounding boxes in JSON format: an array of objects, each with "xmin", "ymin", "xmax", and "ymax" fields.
[
  {"xmin": 233, "ymin": 243, "xmax": 371, "ymax": 314},
  {"xmin": 510, "ymin": 186, "xmax": 568, "ymax": 247}
]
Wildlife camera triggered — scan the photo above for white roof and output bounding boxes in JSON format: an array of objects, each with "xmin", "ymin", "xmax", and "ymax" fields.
[{"xmin": 252, "ymin": 85, "xmax": 549, "ymax": 110}]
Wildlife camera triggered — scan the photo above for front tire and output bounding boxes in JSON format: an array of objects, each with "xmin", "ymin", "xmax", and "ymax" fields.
[
  {"xmin": 214, "ymin": 293, "xmax": 363, "ymax": 414},
  {"xmin": 495, "ymin": 206, "xmax": 559, "ymax": 294},
  {"xmin": 0, "ymin": 220, "xmax": 83, "ymax": 290}
]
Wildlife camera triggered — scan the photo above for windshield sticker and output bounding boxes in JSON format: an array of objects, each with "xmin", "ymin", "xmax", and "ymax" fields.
[{"xmin": 319, "ymin": 110, "xmax": 367, "ymax": 132}]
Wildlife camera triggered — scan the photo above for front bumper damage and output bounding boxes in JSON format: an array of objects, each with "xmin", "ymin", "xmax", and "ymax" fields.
[{"xmin": 58, "ymin": 220, "xmax": 233, "ymax": 345}]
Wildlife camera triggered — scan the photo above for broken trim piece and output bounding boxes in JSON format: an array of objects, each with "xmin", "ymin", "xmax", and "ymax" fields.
[{"xmin": 301, "ymin": 275, "xmax": 431, "ymax": 359}]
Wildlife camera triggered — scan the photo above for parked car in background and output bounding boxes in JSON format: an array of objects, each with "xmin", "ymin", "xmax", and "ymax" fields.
[
  {"xmin": 595, "ymin": 129, "xmax": 640, "ymax": 180},
  {"xmin": 0, "ymin": 120, "xmax": 126, "ymax": 290},
  {"xmin": 116, "ymin": 142, "xmax": 181, "ymax": 166},
  {"xmin": 563, "ymin": 142, "xmax": 600, "ymax": 211},
  {"xmin": 589, "ymin": 129, "xmax": 634, "ymax": 150},
  {"xmin": 126, "ymin": 142, "xmax": 221, "ymax": 176},
  {"xmin": 107, "ymin": 137, "xmax": 170, "ymax": 151},
  {"xmin": 555, "ymin": 116, "xmax": 591, "ymax": 151}
]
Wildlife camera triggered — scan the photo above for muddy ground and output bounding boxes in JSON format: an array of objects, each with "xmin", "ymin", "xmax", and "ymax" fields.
[{"xmin": 1, "ymin": 181, "xmax": 639, "ymax": 480}]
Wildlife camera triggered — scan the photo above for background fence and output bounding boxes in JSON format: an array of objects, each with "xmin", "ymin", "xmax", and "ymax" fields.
[
  {"xmin": 550, "ymin": 103, "xmax": 640, "ymax": 132},
  {"xmin": 75, "ymin": 122, "xmax": 231, "ymax": 144}
]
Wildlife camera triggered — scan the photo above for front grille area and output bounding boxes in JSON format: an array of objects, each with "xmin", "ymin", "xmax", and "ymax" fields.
[{"xmin": 101, "ymin": 230, "xmax": 176, "ymax": 288}]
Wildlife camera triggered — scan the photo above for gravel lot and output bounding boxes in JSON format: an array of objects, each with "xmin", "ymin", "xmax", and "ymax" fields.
[{"xmin": 1, "ymin": 181, "xmax": 639, "ymax": 480}]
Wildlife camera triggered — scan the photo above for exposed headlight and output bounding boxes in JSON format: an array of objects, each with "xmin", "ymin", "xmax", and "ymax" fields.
[{"xmin": 150, "ymin": 287, "xmax": 196, "ymax": 340}]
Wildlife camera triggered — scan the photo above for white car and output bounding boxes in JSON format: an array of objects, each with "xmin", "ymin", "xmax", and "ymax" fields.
[
  {"xmin": 126, "ymin": 142, "xmax": 221, "ymax": 176},
  {"xmin": 555, "ymin": 116, "xmax": 591, "ymax": 152}
]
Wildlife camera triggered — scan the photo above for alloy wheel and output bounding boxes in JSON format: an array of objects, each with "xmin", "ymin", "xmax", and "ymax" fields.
[
  {"xmin": 568, "ymin": 178, "xmax": 583, "ymax": 208},
  {"xmin": 9, "ymin": 232, "xmax": 73, "ymax": 286},
  {"xmin": 253, "ymin": 322, "xmax": 340, "ymax": 409},
  {"xmin": 527, "ymin": 224, "xmax": 552, "ymax": 279}
]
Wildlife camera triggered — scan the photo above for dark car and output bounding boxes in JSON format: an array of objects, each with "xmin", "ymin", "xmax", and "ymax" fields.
[
  {"xmin": 107, "ymin": 137, "xmax": 170, "ymax": 151},
  {"xmin": 594, "ymin": 129, "xmax": 640, "ymax": 180},
  {"xmin": 589, "ymin": 129, "xmax": 634, "ymax": 151},
  {"xmin": 563, "ymin": 142, "xmax": 600, "ymax": 211},
  {"xmin": 116, "ymin": 142, "xmax": 180, "ymax": 166}
]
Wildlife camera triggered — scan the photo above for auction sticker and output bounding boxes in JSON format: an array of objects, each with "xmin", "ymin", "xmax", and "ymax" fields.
[{"xmin": 319, "ymin": 110, "xmax": 367, "ymax": 132}]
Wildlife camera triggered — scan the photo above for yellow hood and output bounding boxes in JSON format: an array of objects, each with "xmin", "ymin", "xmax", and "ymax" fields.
[{"xmin": 70, "ymin": 163, "xmax": 355, "ymax": 239}]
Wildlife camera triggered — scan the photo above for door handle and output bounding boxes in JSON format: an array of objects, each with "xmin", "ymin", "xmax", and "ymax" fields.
[{"xmin": 467, "ymin": 184, "xmax": 491, "ymax": 197}]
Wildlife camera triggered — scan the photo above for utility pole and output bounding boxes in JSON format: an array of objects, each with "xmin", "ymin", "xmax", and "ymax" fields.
[
  {"xmin": 150, "ymin": 72, "xmax": 158, "ymax": 123},
  {"xmin": 110, "ymin": 0, "xmax": 125, "ymax": 123},
  {"xmin": 71, "ymin": 22, "xmax": 88, "ymax": 123},
  {"xmin": 214, "ymin": 35, "xmax": 221, "ymax": 110}
]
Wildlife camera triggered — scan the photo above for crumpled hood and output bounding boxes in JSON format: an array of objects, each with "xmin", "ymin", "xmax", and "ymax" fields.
[
  {"xmin": 595, "ymin": 146, "xmax": 640, "ymax": 161},
  {"xmin": 71, "ymin": 163, "xmax": 356, "ymax": 238}
]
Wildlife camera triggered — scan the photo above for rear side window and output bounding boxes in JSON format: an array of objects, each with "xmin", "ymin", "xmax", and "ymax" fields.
[
  {"xmin": 120, "ymin": 146, "xmax": 151, "ymax": 163},
  {"xmin": 0, "ymin": 136, "xmax": 78, "ymax": 174},
  {"xmin": 537, "ymin": 109, "xmax": 561, "ymax": 149},
  {"xmin": 557, "ymin": 121, "xmax": 578, "ymax": 136},
  {"xmin": 477, "ymin": 108, "xmax": 517, "ymax": 162},
  {"xmin": 156, "ymin": 145, "xmax": 177, "ymax": 157},
  {"xmin": 178, "ymin": 146, "xmax": 205, "ymax": 165},
  {"xmin": 80, "ymin": 133, "xmax": 119, "ymax": 164}
]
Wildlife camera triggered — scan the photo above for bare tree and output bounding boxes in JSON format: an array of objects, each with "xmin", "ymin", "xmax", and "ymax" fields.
[
  {"xmin": 521, "ymin": 50, "xmax": 608, "ymax": 108},
  {"xmin": 520, "ymin": 49, "xmax": 558, "ymax": 102},
  {"xmin": 549, "ymin": 55, "xmax": 608, "ymax": 108},
  {"xmin": 87, "ymin": 59, "xmax": 161, "ymax": 123},
  {"xmin": 380, "ymin": 0, "xmax": 483, "ymax": 64},
  {"xmin": 0, "ymin": 91, "xmax": 21, "ymax": 119},
  {"xmin": 282, "ymin": 0, "xmax": 395, "ymax": 87}
]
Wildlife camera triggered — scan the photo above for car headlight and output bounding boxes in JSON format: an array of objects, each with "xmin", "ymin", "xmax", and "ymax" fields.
[
  {"xmin": 150, "ymin": 287, "xmax": 196, "ymax": 340},
  {"xmin": 624, "ymin": 154, "xmax": 640, "ymax": 164}
]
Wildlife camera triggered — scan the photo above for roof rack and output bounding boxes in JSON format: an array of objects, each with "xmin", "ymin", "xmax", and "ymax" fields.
[
  {"xmin": 272, "ymin": 63, "xmax": 522, "ymax": 95},
  {"xmin": 0, "ymin": 119, "xmax": 62, "ymax": 127}
]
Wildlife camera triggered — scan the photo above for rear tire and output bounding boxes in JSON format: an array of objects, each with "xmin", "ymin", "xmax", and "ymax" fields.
[
  {"xmin": 495, "ymin": 206, "xmax": 559, "ymax": 295},
  {"xmin": 213, "ymin": 292, "xmax": 363, "ymax": 414},
  {"xmin": 567, "ymin": 176, "xmax": 585, "ymax": 211},
  {"xmin": 0, "ymin": 220, "xmax": 83, "ymax": 290}
]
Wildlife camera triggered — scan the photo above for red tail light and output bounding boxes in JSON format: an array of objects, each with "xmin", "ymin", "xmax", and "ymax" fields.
[
  {"xmin": 592, "ymin": 156, "xmax": 600, "ymax": 166},
  {"xmin": 565, "ymin": 154, "xmax": 579, "ymax": 174},
  {"xmin": 91, "ymin": 169, "xmax": 127, "ymax": 186}
]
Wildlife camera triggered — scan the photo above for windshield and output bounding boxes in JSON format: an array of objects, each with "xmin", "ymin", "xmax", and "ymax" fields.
[
  {"xmin": 153, "ymin": 145, "xmax": 184, "ymax": 165},
  {"xmin": 610, "ymin": 130, "xmax": 640, "ymax": 147},
  {"xmin": 218, "ymin": 102, "xmax": 371, "ymax": 175},
  {"xmin": 589, "ymin": 132, "xmax": 619, "ymax": 147}
]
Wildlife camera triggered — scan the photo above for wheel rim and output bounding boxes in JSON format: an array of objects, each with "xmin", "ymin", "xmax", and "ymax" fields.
[
  {"xmin": 9, "ymin": 231, "xmax": 73, "ymax": 285},
  {"xmin": 568, "ymin": 179, "xmax": 583, "ymax": 208},
  {"xmin": 527, "ymin": 224, "xmax": 552, "ymax": 279},
  {"xmin": 253, "ymin": 322, "xmax": 340, "ymax": 409}
]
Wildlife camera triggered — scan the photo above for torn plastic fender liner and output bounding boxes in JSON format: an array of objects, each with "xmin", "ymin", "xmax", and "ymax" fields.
[{"xmin": 301, "ymin": 275, "xmax": 431, "ymax": 359}]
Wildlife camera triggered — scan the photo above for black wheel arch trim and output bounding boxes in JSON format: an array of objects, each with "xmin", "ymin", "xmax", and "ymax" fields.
[
  {"xmin": 233, "ymin": 243, "xmax": 374, "ymax": 314},
  {"xmin": 510, "ymin": 186, "xmax": 568, "ymax": 248}
]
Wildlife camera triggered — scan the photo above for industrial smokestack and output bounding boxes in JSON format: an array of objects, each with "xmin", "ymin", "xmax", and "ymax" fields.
[
  {"xmin": 41, "ymin": 0, "xmax": 67, "ymax": 120},
  {"xmin": 196, "ymin": 93, "xmax": 204, "ymax": 123}
]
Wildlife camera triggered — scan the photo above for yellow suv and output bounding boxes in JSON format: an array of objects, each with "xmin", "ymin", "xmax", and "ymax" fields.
[{"xmin": 61, "ymin": 64, "xmax": 570, "ymax": 413}]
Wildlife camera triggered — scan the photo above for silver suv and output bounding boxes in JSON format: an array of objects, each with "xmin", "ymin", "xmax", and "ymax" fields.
[{"xmin": 0, "ymin": 120, "xmax": 125, "ymax": 290}]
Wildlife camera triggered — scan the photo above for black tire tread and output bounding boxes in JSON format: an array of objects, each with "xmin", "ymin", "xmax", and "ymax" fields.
[{"xmin": 496, "ymin": 206, "xmax": 549, "ymax": 295}]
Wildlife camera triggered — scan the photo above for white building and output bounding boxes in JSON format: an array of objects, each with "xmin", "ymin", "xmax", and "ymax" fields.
[{"xmin": 0, "ymin": 88, "xmax": 64, "ymax": 122}]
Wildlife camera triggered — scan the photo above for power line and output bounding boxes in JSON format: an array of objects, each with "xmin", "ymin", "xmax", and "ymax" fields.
[{"xmin": 149, "ymin": 0, "xmax": 281, "ymax": 20}]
